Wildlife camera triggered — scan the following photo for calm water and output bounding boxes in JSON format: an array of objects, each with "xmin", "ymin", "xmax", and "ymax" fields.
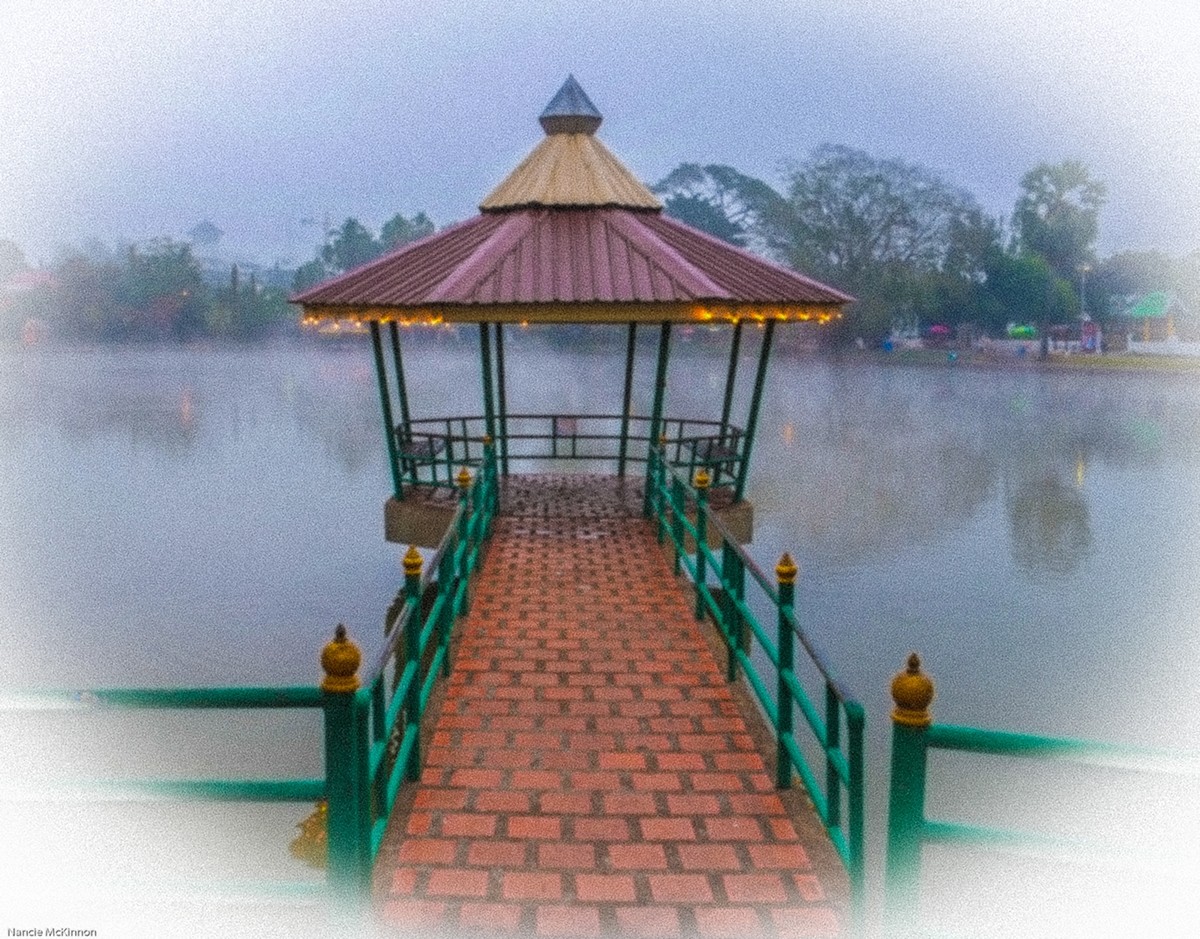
[{"xmin": 2, "ymin": 336, "xmax": 1198, "ymax": 934}]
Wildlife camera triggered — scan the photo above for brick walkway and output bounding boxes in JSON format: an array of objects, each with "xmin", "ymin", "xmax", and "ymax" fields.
[{"xmin": 375, "ymin": 477, "xmax": 845, "ymax": 938}]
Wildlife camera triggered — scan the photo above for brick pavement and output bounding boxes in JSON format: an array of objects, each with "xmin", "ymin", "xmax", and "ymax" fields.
[{"xmin": 375, "ymin": 477, "xmax": 845, "ymax": 938}]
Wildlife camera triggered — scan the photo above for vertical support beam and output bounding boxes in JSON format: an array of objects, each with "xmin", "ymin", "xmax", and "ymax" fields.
[
  {"xmin": 493, "ymin": 323, "xmax": 510, "ymax": 476},
  {"xmin": 721, "ymin": 543, "xmax": 742, "ymax": 683},
  {"xmin": 617, "ymin": 322, "xmax": 637, "ymax": 477},
  {"xmin": 402, "ymin": 549, "xmax": 423, "ymax": 781},
  {"xmin": 846, "ymin": 700, "xmax": 867, "ymax": 928},
  {"xmin": 694, "ymin": 469, "xmax": 710, "ymax": 620},
  {"xmin": 479, "ymin": 322, "xmax": 497, "ymax": 443},
  {"xmin": 775, "ymin": 554, "xmax": 797, "ymax": 790},
  {"xmin": 824, "ymin": 683, "xmax": 842, "ymax": 833},
  {"xmin": 387, "ymin": 322, "xmax": 413, "ymax": 436},
  {"xmin": 642, "ymin": 321, "xmax": 672, "ymax": 517},
  {"xmin": 885, "ymin": 653, "xmax": 935, "ymax": 930},
  {"xmin": 734, "ymin": 318, "xmax": 776, "ymax": 501},
  {"xmin": 717, "ymin": 320, "xmax": 744, "ymax": 487},
  {"xmin": 320, "ymin": 624, "xmax": 370, "ymax": 896},
  {"xmin": 370, "ymin": 321, "xmax": 402, "ymax": 500}
]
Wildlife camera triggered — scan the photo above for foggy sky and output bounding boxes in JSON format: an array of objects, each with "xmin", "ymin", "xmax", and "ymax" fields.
[{"xmin": 2, "ymin": 0, "xmax": 1199, "ymax": 266}]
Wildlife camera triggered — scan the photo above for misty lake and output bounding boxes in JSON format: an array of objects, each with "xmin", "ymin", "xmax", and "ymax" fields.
[{"xmin": 2, "ymin": 334, "xmax": 1198, "ymax": 934}]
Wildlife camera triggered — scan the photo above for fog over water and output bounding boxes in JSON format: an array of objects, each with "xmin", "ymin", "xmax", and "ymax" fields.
[{"xmin": 2, "ymin": 335, "xmax": 1198, "ymax": 934}]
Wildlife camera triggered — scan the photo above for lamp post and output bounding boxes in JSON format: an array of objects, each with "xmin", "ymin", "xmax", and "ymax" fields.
[{"xmin": 1077, "ymin": 263, "xmax": 1092, "ymax": 321}]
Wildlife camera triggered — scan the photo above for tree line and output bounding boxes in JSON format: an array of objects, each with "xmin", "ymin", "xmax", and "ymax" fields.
[{"xmin": 2, "ymin": 151, "xmax": 1196, "ymax": 345}]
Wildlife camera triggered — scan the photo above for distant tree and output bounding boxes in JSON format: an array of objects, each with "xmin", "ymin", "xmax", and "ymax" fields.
[
  {"xmin": 652, "ymin": 163, "xmax": 783, "ymax": 249},
  {"xmin": 116, "ymin": 240, "xmax": 209, "ymax": 338},
  {"xmin": 187, "ymin": 220, "xmax": 224, "ymax": 247},
  {"xmin": 661, "ymin": 195, "xmax": 747, "ymax": 246},
  {"xmin": 1013, "ymin": 160, "xmax": 1107, "ymax": 280},
  {"xmin": 321, "ymin": 218, "xmax": 380, "ymax": 273},
  {"xmin": 0, "ymin": 239, "xmax": 27, "ymax": 280},
  {"xmin": 292, "ymin": 258, "xmax": 332, "ymax": 293},
  {"xmin": 380, "ymin": 212, "xmax": 435, "ymax": 251}
]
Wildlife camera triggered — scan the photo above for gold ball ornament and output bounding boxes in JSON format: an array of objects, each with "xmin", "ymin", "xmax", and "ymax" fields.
[
  {"xmin": 694, "ymin": 469, "xmax": 711, "ymax": 490},
  {"xmin": 320, "ymin": 623, "xmax": 361, "ymax": 693},
  {"xmin": 891, "ymin": 652, "xmax": 935, "ymax": 727},
  {"xmin": 775, "ymin": 552, "xmax": 798, "ymax": 585},
  {"xmin": 403, "ymin": 545, "xmax": 423, "ymax": 577},
  {"xmin": 457, "ymin": 466, "xmax": 472, "ymax": 489}
]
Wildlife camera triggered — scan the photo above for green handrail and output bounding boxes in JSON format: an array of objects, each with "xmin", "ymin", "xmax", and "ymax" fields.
[
  {"xmin": 883, "ymin": 653, "xmax": 1200, "ymax": 931},
  {"xmin": 647, "ymin": 443, "xmax": 867, "ymax": 920},
  {"xmin": 0, "ymin": 443, "xmax": 501, "ymax": 902}
]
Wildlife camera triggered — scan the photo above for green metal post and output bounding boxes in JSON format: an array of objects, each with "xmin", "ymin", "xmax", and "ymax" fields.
[
  {"xmin": 402, "ymin": 550, "xmax": 423, "ymax": 781},
  {"xmin": 775, "ymin": 553, "xmax": 797, "ymax": 790},
  {"xmin": 643, "ymin": 322, "xmax": 672, "ymax": 516},
  {"xmin": 479, "ymin": 322, "xmax": 497, "ymax": 442},
  {"xmin": 885, "ymin": 653, "xmax": 935, "ymax": 927},
  {"xmin": 387, "ymin": 323, "xmax": 413, "ymax": 438},
  {"xmin": 320, "ymin": 624, "xmax": 370, "ymax": 895},
  {"xmin": 734, "ymin": 318, "xmax": 776, "ymax": 501},
  {"xmin": 824, "ymin": 683, "xmax": 841, "ymax": 834},
  {"xmin": 455, "ymin": 468, "xmax": 471, "ymax": 626},
  {"xmin": 846, "ymin": 700, "xmax": 867, "ymax": 924},
  {"xmin": 671, "ymin": 475, "xmax": 684, "ymax": 575},
  {"xmin": 618, "ymin": 322, "xmax": 637, "ymax": 477},
  {"xmin": 370, "ymin": 321, "xmax": 403, "ymax": 500},
  {"xmin": 494, "ymin": 323, "xmax": 510, "ymax": 476},
  {"xmin": 717, "ymin": 320, "xmax": 743, "ymax": 486},
  {"xmin": 721, "ymin": 543, "xmax": 740, "ymax": 682},
  {"xmin": 694, "ymin": 470, "xmax": 710, "ymax": 619}
]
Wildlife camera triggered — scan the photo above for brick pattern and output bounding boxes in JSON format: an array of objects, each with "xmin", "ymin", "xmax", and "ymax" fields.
[{"xmin": 376, "ymin": 479, "xmax": 843, "ymax": 937}]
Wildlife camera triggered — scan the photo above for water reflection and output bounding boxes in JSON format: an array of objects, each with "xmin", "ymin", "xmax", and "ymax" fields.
[{"xmin": 1007, "ymin": 475, "xmax": 1094, "ymax": 576}]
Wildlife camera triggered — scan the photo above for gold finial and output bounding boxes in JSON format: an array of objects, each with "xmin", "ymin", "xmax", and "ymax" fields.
[
  {"xmin": 694, "ymin": 469, "xmax": 711, "ymax": 490},
  {"xmin": 320, "ymin": 624, "xmax": 361, "ymax": 693},
  {"xmin": 403, "ymin": 546, "xmax": 423, "ymax": 577},
  {"xmin": 775, "ymin": 552, "xmax": 798, "ymax": 585},
  {"xmin": 457, "ymin": 466, "xmax": 472, "ymax": 489},
  {"xmin": 483, "ymin": 434, "xmax": 493, "ymax": 446},
  {"xmin": 289, "ymin": 800, "xmax": 328, "ymax": 869},
  {"xmin": 891, "ymin": 652, "xmax": 935, "ymax": 727},
  {"xmin": 659, "ymin": 432, "xmax": 667, "ymax": 446}
]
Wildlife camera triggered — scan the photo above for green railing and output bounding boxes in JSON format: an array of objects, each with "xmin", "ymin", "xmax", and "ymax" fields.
[
  {"xmin": 646, "ymin": 441, "xmax": 867, "ymax": 919},
  {"xmin": 0, "ymin": 443, "xmax": 499, "ymax": 900},
  {"xmin": 884, "ymin": 653, "xmax": 1200, "ymax": 930},
  {"xmin": 391, "ymin": 413, "xmax": 745, "ymax": 493}
]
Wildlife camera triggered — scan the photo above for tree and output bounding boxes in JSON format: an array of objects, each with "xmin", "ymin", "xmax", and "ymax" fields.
[
  {"xmin": 1013, "ymin": 160, "xmax": 1107, "ymax": 279},
  {"xmin": 661, "ymin": 195, "xmax": 747, "ymax": 246},
  {"xmin": 380, "ymin": 212, "xmax": 435, "ymax": 251},
  {"xmin": 321, "ymin": 218, "xmax": 380, "ymax": 273},
  {"xmin": 652, "ymin": 163, "xmax": 784, "ymax": 251}
]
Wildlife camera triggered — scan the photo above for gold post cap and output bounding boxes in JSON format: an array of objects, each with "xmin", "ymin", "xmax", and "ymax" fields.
[
  {"xmin": 891, "ymin": 652, "xmax": 934, "ymax": 727},
  {"xmin": 320, "ymin": 623, "xmax": 361, "ymax": 693},
  {"xmin": 483, "ymin": 434, "xmax": 493, "ymax": 446},
  {"xmin": 457, "ymin": 466, "xmax": 472, "ymax": 488},
  {"xmin": 659, "ymin": 432, "xmax": 667, "ymax": 446},
  {"xmin": 694, "ymin": 469, "xmax": 711, "ymax": 490},
  {"xmin": 775, "ymin": 552, "xmax": 798, "ymax": 585},
  {"xmin": 403, "ymin": 546, "xmax": 423, "ymax": 577}
]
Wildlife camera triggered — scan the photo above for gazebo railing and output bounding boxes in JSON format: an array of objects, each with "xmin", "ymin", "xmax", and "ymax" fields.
[{"xmin": 393, "ymin": 413, "xmax": 745, "ymax": 492}]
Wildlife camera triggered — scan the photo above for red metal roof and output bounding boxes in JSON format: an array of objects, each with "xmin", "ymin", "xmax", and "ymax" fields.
[{"xmin": 293, "ymin": 208, "xmax": 853, "ymax": 315}]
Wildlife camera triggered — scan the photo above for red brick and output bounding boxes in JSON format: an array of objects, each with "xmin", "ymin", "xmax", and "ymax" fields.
[
  {"xmin": 573, "ymin": 873, "xmax": 636, "ymax": 903},
  {"xmin": 598, "ymin": 751, "xmax": 646, "ymax": 770},
  {"xmin": 678, "ymin": 734, "xmax": 729, "ymax": 752},
  {"xmin": 694, "ymin": 906, "xmax": 763, "ymax": 938},
  {"xmin": 419, "ymin": 766, "xmax": 447, "ymax": 786},
  {"xmin": 573, "ymin": 817, "xmax": 630, "ymax": 841},
  {"xmin": 570, "ymin": 771, "xmax": 622, "ymax": 790},
  {"xmin": 607, "ymin": 843, "xmax": 669, "ymax": 870},
  {"xmin": 542, "ymin": 686, "xmax": 586, "ymax": 701},
  {"xmin": 405, "ymin": 812, "xmax": 433, "ymax": 836},
  {"xmin": 603, "ymin": 792, "xmax": 658, "ymax": 815},
  {"xmin": 666, "ymin": 794, "xmax": 721, "ymax": 815},
  {"xmin": 701, "ymin": 717, "xmax": 744, "ymax": 732},
  {"xmin": 729, "ymin": 793, "xmax": 786, "ymax": 816},
  {"xmin": 768, "ymin": 817, "xmax": 800, "ymax": 842},
  {"xmin": 748, "ymin": 843, "xmax": 812, "ymax": 869},
  {"xmin": 723, "ymin": 872, "xmax": 788, "ymax": 903},
  {"xmin": 704, "ymin": 817, "xmax": 765, "ymax": 841},
  {"xmin": 397, "ymin": 838, "xmax": 457, "ymax": 865},
  {"xmin": 442, "ymin": 813, "xmax": 498, "ymax": 837},
  {"xmin": 540, "ymin": 792, "xmax": 595, "ymax": 814},
  {"xmin": 678, "ymin": 843, "xmax": 741, "ymax": 870},
  {"xmin": 649, "ymin": 717, "xmax": 700, "ymax": 734},
  {"xmin": 639, "ymin": 817, "xmax": 696, "ymax": 841},
  {"xmin": 511, "ymin": 770, "xmax": 565, "ymax": 789},
  {"xmin": 614, "ymin": 907, "xmax": 681, "ymax": 938},
  {"xmin": 656, "ymin": 752, "xmax": 707, "ymax": 771},
  {"xmin": 536, "ymin": 904, "xmax": 601, "ymax": 937},
  {"xmin": 690, "ymin": 773, "xmax": 745, "ymax": 792},
  {"xmin": 462, "ymin": 730, "xmax": 509, "ymax": 748},
  {"xmin": 632, "ymin": 772, "xmax": 683, "ymax": 792},
  {"xmin": 568, "ymin": 733, "xmax": 617, "ymax": 751},
  {"xmin": 793, "ymin": 873, "xmax": 826, "ymax": 901},
  {"xmin": 648, "ymin": 873, "xmax": 715, "ymax": 903},
  {"xmin": 459, "ymin": 902, "xmax": 523, "ymax": 933},
  {"xmin": 449, "ymin": 768, "xmax": 503, "ymax": 788},
  {"xmin": 618, "ymin": 701, "xmax": 664, "ymax": 718},
  {"xmin": 713, "ymin": 752, "xmax": 765, "ymax": 771},
  {"xmin": 389, "ymin": 868, "xmax": 416, "ymax": 896},
  {"xmin": 770, "ymin": 907, "xmax": 841, "ymax": 939},
  {"xmin": 507, "ymin": 815, "xmax": 562, "ymax": 839},
  {"xmin": 426, "ymin": 868, "xmax": 490, "ymax": 898},
  {"xmin": 538, "ymin": 842, "xmax": 596, "ymax": 869},
  {"xmin": 475, "ymin": 790, "xmax": 531, "ymax": 813},
  {"xmin": 483, "ymin": 748, "xmax": 536, "ymax": 769},
  {"xmin": 515, "ymin": 732, "xmax": 563, "ymax": 749},
  {"xmin": 503, "ymin": 871, "xmax": 563, "ymax": 901},
  {"xmin": 624, "ymin": 734, "xmax": 673, "ymax": 751},
  {"xmin": 540, "ymin": 750, "xmax": 592, "ymax": 770},
  {"xmin": 380, "ymin": 899, "xmax": 447, "ymax": 928},
  {"xmin": 467, "ymin": 840, "xmax": 527, "ymax": 867}
]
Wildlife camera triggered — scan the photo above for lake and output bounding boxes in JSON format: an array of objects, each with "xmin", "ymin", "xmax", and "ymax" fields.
[{"xmin": 2, "ymin": 335, "xmax": 1198, "ymax": 935}]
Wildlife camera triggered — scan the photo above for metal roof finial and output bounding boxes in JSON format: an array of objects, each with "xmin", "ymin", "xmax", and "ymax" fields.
[{"xmin": 539, "ymin": 75, "xmax": 603, "ymax": 135}]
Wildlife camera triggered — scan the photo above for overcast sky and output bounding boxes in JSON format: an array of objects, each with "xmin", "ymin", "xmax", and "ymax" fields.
[{"xmin": 2, "ymin": 0, "xmax": 1198, "ymax": 266}]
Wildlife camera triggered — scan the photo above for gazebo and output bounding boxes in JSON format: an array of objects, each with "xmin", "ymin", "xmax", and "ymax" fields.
[{"xmin": 292, "ymin": 76, "xmax": 853, "ymax": 546}]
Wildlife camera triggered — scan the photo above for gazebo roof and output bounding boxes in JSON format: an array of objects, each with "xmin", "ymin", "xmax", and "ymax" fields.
[{"xmin": 293, "ymin": 78, "xmax": 853, "ymax": 324}]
